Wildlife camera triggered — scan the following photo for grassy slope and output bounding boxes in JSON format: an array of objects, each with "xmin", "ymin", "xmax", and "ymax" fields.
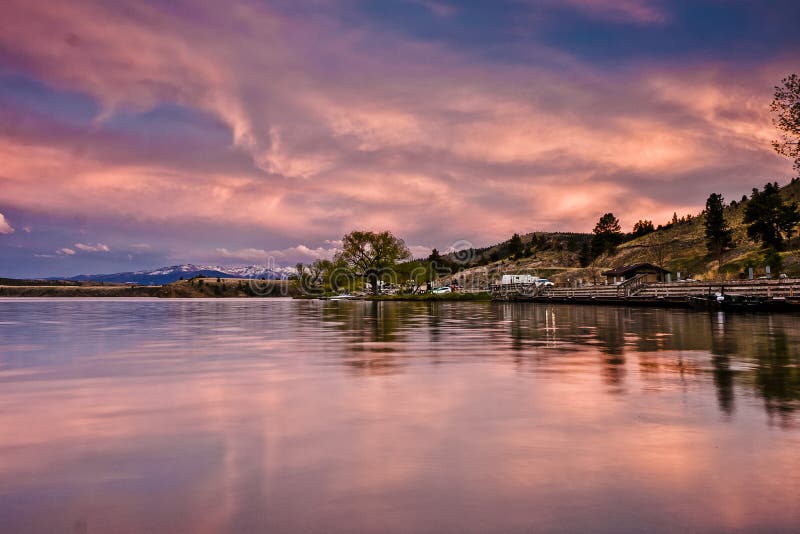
[
  {"xmin": 601, "ymin": 179, "xmax": 800, "ymax": 279},
  {"xmin": 436, "ymin": 180, "xmax": 800, "ymax": 286},
  {"xmin": 434, "ymin": 244, "xmax": 586, "ymax": 288}
]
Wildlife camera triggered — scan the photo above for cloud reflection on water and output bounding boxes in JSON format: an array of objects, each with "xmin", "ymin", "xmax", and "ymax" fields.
[{"xmin": 0, "ymin": 299, "xmax": 799, "ymax": 532}]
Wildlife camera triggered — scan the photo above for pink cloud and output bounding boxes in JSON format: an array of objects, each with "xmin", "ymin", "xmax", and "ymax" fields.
[
  {"xmin": 0, "ymin": 0, "xmax": 795, "ymax": 258},
  {"xmin": 214, "ymin": 243, "xmax": 340, "ymax": 264},
  {"xmin": 0, "ymin": 213, "xmax": 14, "ymax": 235},
  {"xmin": 214, "ymin": 248, "xmax": 270, "ymax": 262}
]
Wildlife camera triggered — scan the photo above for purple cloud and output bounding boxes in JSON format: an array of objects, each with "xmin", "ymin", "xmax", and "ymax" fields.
[{"xmin": 0, "ymin": 0, "xmax": 796, "ymax": 276}]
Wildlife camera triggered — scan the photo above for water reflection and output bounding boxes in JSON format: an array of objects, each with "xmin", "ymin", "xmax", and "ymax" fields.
[
  {"xmin": 495, "ymin": 304, "xmax": 800, "ymax": 421},
  {"xmin": 0, "ymin": 299, "xmax": 799, "ymax": 533}
]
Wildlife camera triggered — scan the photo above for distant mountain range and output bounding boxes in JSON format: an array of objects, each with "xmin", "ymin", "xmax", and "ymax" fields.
[{"xmin": 54, "ymin": 264, "xmax": 294, "ymax": 285}]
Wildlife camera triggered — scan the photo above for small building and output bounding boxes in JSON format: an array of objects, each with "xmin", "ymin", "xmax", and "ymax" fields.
[{"xmin": 602, "ymin": 263, "xmax": 670, "ymax": 284}]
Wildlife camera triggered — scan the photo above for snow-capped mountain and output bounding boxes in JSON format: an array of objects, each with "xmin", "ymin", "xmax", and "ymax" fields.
[
  {"xmin": 217, "ymin": 265, "xmax": 297, "ymax": 279},
  {"xmin": 57, "ymin": 264, "xmax": 294, "ymax": 285}
]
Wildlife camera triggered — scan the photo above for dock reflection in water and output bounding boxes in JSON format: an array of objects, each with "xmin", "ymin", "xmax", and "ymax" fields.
[{"xmin": 0, "ymin": 299, "xmax": 799, "ymax": 533}]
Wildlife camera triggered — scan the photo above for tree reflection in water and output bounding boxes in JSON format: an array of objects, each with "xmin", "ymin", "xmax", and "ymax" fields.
[
  {"xmin": 1, "ymin": 299, "xmax": 799, "ymax": 533},
  {"xmin": 316, "ymin": 301, "xmax": 800, "ymax": 425}
]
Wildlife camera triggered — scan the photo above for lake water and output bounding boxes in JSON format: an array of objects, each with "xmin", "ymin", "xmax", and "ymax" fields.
[{"xmin": 1, "ymin": 298, "xmax": 799, "ymax": 533}]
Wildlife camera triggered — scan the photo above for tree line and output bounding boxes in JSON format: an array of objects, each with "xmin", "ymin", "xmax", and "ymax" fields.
[{"xmin": 584, "ymin": 179, "xmax": 799, "ymax": 268}]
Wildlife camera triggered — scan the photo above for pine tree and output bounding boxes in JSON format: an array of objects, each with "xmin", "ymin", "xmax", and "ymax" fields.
[
  {"xmin": 508, "ymin": 233, "xmax": 524, "ymax": 259},
  {"xmin": 578, "ymin": 241, "xmax": 592, "ymax": 267},
  {"xmin": 744, "ymin": 182, "xmax": 800, "ymax": 250},
  {"xmin": 590, "ymin": 213, "xmax": 623, "ymax": 258},
  {"xmin": 704, "ymin": 193, "xmax": 733, "ymax": 268},
  {"xmin": 632, "ymin": 220, "xmax": 654, "ymax": 237}
]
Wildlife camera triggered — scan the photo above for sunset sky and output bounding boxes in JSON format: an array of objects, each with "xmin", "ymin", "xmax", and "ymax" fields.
[{"xmin": 1, "ymin": 0, "xmax": 799, "ymax": 277}]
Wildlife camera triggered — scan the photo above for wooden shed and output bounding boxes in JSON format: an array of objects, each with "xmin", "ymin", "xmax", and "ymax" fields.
[{"xmin": 602, "ymin": 263, "xmax": 670, "ymax": 284}]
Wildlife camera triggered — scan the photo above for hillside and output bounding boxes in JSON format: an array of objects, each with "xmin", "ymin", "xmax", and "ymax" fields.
[
  {"xmin": 597, "ymin": 178, "xmax": 800, "ymax": 280},
  {"xmin": 434, "ymin": 232, "xmax": 591, "ymax": 288},
  {"xmin": 435, "ymin": 179, "xmax": 800, "ymax": 287}
]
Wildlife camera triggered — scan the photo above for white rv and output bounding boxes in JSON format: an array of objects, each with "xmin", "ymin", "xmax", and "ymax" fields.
[
  {"xmin": 500, "ymin": 274, "xmax": 534, "ymax": 285},
  {"xmin": 499, "ymin": 275, "xmax": 554, "ymax": 287}
]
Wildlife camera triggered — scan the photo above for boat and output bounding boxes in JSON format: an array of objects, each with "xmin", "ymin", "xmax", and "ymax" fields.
[{"xmin": 328, "ymin": 293, "xmax": 357, "ymax": 301}]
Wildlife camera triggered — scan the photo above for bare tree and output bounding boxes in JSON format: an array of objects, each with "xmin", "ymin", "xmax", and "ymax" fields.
[{"xmin": 646, "ymin": 232, "xmax": 670, "ymax": 281}]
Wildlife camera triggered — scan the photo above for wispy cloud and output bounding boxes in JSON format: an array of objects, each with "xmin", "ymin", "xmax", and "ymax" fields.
[
  {"xmin": 74, "ymin": 242, "xmax": 110, "ymax": 252},
  {"xmin": 408, "ymin": 0, "xmax": 457, "ymax": 18},
  {"xmin": 58, "ymin": 248, "xmax": 76, "ymax": 256},
  {"xmin": 539, "ymin": 0, "xmax": 668, "ymax": 24}
]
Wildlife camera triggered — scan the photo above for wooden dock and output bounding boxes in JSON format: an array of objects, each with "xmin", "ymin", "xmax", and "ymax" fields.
[{"xmin": 490, "ymin": 276, "xmax": 800, "ymax": 311}]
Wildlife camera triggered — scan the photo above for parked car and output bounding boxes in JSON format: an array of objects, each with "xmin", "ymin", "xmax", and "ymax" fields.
[{"xmin": 431, "ymin": 286, "xmax": 452, "ymax": 294}]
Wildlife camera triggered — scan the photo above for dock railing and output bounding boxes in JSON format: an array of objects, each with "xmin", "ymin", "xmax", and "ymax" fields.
[
  {"xmin": 490, "ymin": 277, "xmax": 800, "ymax": 302},
  {"xmin": 617, "ymin": 274, "xmax": 648, "ymax": 297}
]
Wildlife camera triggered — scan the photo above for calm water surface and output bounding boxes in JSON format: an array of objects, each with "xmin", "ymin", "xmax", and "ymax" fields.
[{"xmin": 1, "ymin": 298, "xmax": 799, "ymax": 533}]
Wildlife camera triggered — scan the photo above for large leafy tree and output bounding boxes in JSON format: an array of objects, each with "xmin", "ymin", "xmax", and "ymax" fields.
[
  {"xmin": 704, "ymin": 193, "xmax": 734, "ymax": 268},
  {"xmin": 771, "ymin": 74, "xmax": 800, "ymax": 171},
  {"xmin": 743, "ymin": 183, "xmax": 800, "ymax": 250},
  {"xmin": 591, "ymin": 212, "xmax": 623, "ymax": 258},
  {"xmin": 311, "ymin": 258, "xmax": 349, "ymax": 292},
  {"xmin": 335, "ymin": 230, "xmax": 411, "ymax": 294}
]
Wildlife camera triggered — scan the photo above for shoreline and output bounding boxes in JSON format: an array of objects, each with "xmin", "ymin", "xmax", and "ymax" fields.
[{"xmin": 3, "ymin": 284, "xmax": 800, "ymax": 313}]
